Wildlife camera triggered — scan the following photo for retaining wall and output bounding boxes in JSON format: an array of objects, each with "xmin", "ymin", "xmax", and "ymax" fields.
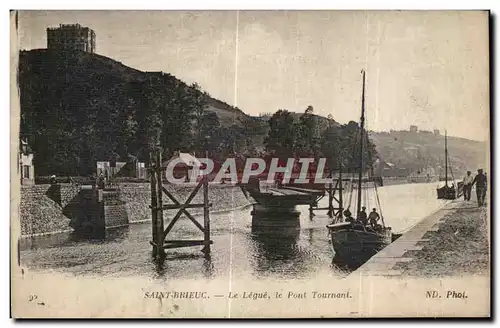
[
  {"xmin": 19, "ymin": 183, "xmax": 251, "ymax": 236},
  {"xmin": 120, "ymin": 183, "xmax": 251, "ymax": 223},
  {"xmin": 19, "ymin": 184, "xmax": 80, "ymax": 236}
]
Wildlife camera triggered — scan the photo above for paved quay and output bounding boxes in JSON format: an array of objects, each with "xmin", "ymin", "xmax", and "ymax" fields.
[{"xmin": 354, "ymin": 196, "xmax": 489, "ymax": 277}]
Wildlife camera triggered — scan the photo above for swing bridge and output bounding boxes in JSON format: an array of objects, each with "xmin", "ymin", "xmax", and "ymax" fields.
[{"xmin": 147, "ymin": 150, "xmax": 384, "ymax": 261}]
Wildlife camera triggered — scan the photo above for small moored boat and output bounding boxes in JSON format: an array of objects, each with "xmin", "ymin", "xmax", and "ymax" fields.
[
  {"xmin": 328, "ymin": 222, "xmax": 392, "ymax": 265},
  {"xmin": 436, "ymin": 131, "xmax": 463, "ymax": 200}
]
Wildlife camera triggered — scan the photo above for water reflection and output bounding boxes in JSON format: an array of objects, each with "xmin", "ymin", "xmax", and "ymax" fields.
[
  {"xmin": 19, "ymin": 225, "xmax": 131, "ymax": 251},
  {"xmin": 249, "ymin": 216, "xmax": 303, "ymax": 276},
  {"xmin": 202, "ymin": 253, "xmax": 215, "ymax": 278},
  {"xmin": 154, "ymin": 248, "xmax": 215, "ymax": 279}
]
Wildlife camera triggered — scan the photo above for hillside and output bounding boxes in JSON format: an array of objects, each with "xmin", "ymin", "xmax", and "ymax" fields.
[
  {"xmin": 20, "ymin": 49, "xmax": 252, "ymax": 121},
  {"xmin": 18, "ymin": 49, "xmax": 259, "ymax": 175},
  {"xmin": 369, "ymin": 130, "xmax": 488, "ymax": 175},
  {"xmin": 18, "ymin": 49, "xmax": 487, "ymax": 177}
]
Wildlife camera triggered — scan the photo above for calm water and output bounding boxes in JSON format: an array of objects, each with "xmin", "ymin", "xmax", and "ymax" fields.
[{"xmin": 19, "ymin": 182, "xmax": 449, "ymax": 280}]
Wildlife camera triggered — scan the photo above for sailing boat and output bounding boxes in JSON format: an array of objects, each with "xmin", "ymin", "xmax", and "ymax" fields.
[
  {"xmin": 436, "ymin": 131, "xmax": 463, "ymax": 199},
  {"xmin": 326, "ymin": 70, "xmax": 392, "ymax": 266}
]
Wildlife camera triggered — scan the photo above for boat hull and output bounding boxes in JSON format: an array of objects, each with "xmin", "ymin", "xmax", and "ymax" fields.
[
  {"xmin": 437, "ymin": 186, "xmax": 456, "ymax": 200},
  {"xmin": 329, "ymin": 226, "xmax": 392, "ymax": 266},
  {"xmin": 437, "ymin": 182, "xmax": 464, "ymax": 200}
]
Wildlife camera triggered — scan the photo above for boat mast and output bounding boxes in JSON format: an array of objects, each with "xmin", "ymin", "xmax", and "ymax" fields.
[
  {"xmin": 338, "ymin": 157, "xmax": 343, "ymax": 218},
  {"xmin": 445, "ymin": 130, "xmax": 448, "ymax": 186},
  {"xmin": 357, "ymin": 70, "xmax": 366, "ymax": 216}
]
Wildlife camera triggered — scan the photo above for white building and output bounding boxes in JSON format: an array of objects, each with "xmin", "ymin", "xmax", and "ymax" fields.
[
  {"xmin": 19, "ymin": 140, "xmax": 35, "ymax": 185},
  {"xmin": 96, "ymin": 160, "xmax": 147, "ymax": 179}
]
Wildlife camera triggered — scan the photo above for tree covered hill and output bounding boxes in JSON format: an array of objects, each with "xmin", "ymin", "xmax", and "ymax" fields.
[
  {"xmin": 18, "ymin": 49, "xmax": 487, "ymax": 177},
  {"xmin": 19, "ymin": 49, "xmax": 266, "ymax": 176}
]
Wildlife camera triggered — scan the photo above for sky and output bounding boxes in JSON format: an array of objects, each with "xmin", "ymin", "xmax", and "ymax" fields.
[{"xmin": 16, "ymin": 10, "xmax": 489, "ymax": 141}]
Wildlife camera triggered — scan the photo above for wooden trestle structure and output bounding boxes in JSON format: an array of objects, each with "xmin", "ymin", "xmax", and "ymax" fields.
[
  {"xmin": 148, "ymin": 149, "xmax": 212, "ymax": 260},
  {"xmin": 305, "ymin": 170, "xmax": 344, "ymax": 220}
]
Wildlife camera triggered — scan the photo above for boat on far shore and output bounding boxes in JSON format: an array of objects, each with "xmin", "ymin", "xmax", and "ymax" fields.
[{"xmin": 436, "ymin": 131, "xmax": 463, "ymax": 200}]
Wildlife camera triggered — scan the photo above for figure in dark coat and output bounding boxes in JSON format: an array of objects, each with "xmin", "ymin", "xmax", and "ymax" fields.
[
  {"xmin": 358, "ymin": 206, "xmax": 368, "ymax": 226},
  {"xmin": 472, "ymin": 169, "xmax": 487, "ymax": 206}
]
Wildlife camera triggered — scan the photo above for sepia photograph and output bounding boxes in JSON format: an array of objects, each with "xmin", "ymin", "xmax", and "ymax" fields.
[{"xmin": 10, "ymin": 9, "xmax": 491, "ymax": 318}]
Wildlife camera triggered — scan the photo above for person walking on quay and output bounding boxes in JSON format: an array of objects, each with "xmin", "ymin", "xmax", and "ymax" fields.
[
  {"xmin": 471, "ymin": 169, "xmax": 487, "ymax": 207},
  {"xmin": 462, "ymin": 170, "xmax": 474, "ymax": 201}
]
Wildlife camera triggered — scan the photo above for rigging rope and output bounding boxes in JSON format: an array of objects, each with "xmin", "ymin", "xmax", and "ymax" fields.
[
  {"xmin": 448, "ymin": 153, "xmax": 458, "ymax": 197},
  {"xmin": 351, "ymin": 123, "xmax": 362, "ymax": 215},
  {"xmin": 364, "ymin": 109, "xmax": 386, "ymax": 228},
  {"xmin": 366, "ymin": 181, "xmax": 371, "ymax": 212},
  {"xmin": 346, "ymin": 179, "xmax": 354, "ymax": 210},
  {"xmin": 373, "ymin": 180, "xmax": 386, "ymax": 228},
  {"xmin": 363, "ymin": 180, "xmax": 368, "ymax": 210},
  {"xmin": 352, "ymin": 183, "xmax": 357, "ymax": 213},
  {"xmin": 449, "ymin": 160, "xmax": 456, "ymax": 183}
]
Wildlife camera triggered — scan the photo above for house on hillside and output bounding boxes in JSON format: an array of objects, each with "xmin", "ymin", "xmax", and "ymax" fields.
[
  {"xmin": 19, "ymin": 139, "xmax": 35, "ymax": 185},
  {"xmin": 373, "ymin": 158, "xmax": 409, "ymax": 178},
  {"xmin": 96, "ymin": 160, "xmax": 147, "ymax": 179}
]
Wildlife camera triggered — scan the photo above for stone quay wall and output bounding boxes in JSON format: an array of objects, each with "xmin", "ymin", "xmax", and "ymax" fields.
[
  {"xmin": 18, "ymin": 183, "xmax": 252, "ymax": 236},
  {"xmin": 19, "ymin": 184, "xmax": 80, "ymax": 236},
  {"xmin": 119, "ymin": 183, "xmax": 252, "ymax": 223}
]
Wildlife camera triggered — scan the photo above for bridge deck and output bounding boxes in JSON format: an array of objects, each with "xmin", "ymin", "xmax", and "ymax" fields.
[
  {"xmin": 280, "ymin": 186, "xmax": 326, "ymax": 196},
  {"xmin": 268, "ymin": 188, "xmax": 312, "ymax": 196},
  {"xmin": 249, "ymin": 185, "xmax": 325, "ymax": 207}
]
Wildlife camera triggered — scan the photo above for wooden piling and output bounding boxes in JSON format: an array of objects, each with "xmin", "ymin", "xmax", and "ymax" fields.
[
  {"xmin": 338, "ymin": 166, "xmax": 343, "ymax": 218},
  {"xmin": 149, "ymin": 151, "xmax": 158, "ymax": 257},
  {"xmin": 155, "ymin": 150, "xmax": 165, "ymax": 257},
  {"xmin": 202, "ymin": 175, "xmax": 210, "ymax": 254},
  {"xmin": 327, "ymin": 181, "xmax": 333, "ymax": 218}
]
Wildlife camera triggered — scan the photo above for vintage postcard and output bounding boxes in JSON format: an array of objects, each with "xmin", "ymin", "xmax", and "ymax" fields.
[{"xmin": 10, "ymin": 10, "xmax": 491, "ymax": 318}]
